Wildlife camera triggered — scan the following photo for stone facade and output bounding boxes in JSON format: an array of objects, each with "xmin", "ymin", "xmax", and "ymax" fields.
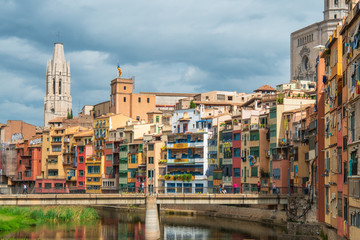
[
  {"xmin": 44, "ymin": 43, "xmax": 72, "ymax": 127},
  {"xmin": 290, "ymin": 1, "xmax": 347, "ymax": 81}
]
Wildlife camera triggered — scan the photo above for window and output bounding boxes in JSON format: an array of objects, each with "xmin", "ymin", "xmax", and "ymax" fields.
[
  {"xmin": 138, "ymin": 97, "xmax": 141, "ymax": 103},
  {"xmin": 250, "ymin": 147, "xmax": 260, "ymax": 157},
  {"xmin": 156, "ymin": 116, "xmax": 159, "ymax": 123},
  {"xmin": 273, "ymin": 168, "xmax": 280, "ymax": 180},
  {"xmin": 55, "ymin": 183, "xmax": 63, "ymax": 189},
  {"xmin": 251, "ymin": 167, "xmax": 258, "ymax": 177},
  {"xmin": 148, "ymin": 157, "xmax": 154, "ymax": 164},
  {"xmin": 167, "ymin": 183, "xmax": 175, "ymax": 193},
  {"xmin": 79, "ymin": 146, "xmax": 84, "ymax": 153},
  {"xmin": 124, "ymin": 97, "xmax": 126, "ymax": 102},
  {"xmin": 344, "ymin": 197, "xmax": 348, "ymax": 222},
  {"xmin": 124, "ymin": 86, "xmax": 126, "ymax": 90},
  {"xmin": 79, "ymin": 181, "xmax": 84, "ymax": 186},
  {"xmin": 52, "ymin": 146, "xmax": 61, "ymax": 152},
  {"xmin": 79, "ymin": 157, "xmax": 84, "ymax": 163},
  {"xmin": 147, "ymin": 98, "xmax": 150, "ymax": 103},
  {"xmin": 234, "ymin": 133, "xmax": 241, "ymax": 141},
  {"xmin": 148, "ymin": 144, "xmax": 154, "ymax": 151},
  {"xmin": 48, "ymin": 170, "xmax": 58, "ymax": 176},
  {"xmin": 79, "ymin": 170, "xmax": 84, "ymax": 177},
  {"xmin": 337, "ymin": 148, "xmax": 342, "ymax": 173},
  {"xmin": 270, "ymin": 124, "xmax": 276, "ymax": 137},
  {"xmin": 227, "ymin": 96, "xmax": 233, "ymax": 101},
  {"xmin": 106, "ymin": 167, "xmax": 113, "ymax": 175},
  {"xmin": 326, "ymin": 187, "xmax": 329, "ymax": 214},
  {"xmin": 87, "ymin": 166, "xmax": 100, "ymax": 174},
  {"xmin": 106, "ymin": 143, "xmax": 113, "ymax": 149},
  {"xmin": 106, "ymin": 154, "xmax": 113, "ymax": 161},
  {"xmin": 344, "ymin": 162, "xmax": 347, "ymax": 183},
  {"xmin": 148, "ymin": 170, "xmax": 154, "ymax": 178},
  {"xmin": 270, "ymin": 107, "xmax": 276, "ymax": 119},
  {"xmin": 234, "ymin": 148, "xmax": 241, "ymax": 157},
  {"xmin": 338, "ymin": 192, "xmax": 343, "ymax": 217},
  {"xmin": 59, "ymin": 80, "xmax": 61, "ymax": 94},
  {"xmin": 136, "ymin": 116, "xmax": 140, "ymax": 121},
  {"xmin": 250, "ymin": 131, "xmax": 259, "ymax": 141},
  {"xmin": 234, "ymin": 168, "xmax": 240, "ymax": 178},
  {"xmin": 351, "ymin": 151, "xmax": 358, "ymax": 176},
  {"xmin": 45, "ymin": 183, "xmax": 51, "ymax": 189}
]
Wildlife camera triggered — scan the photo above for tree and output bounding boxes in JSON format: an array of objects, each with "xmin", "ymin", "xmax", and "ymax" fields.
[
  {"xmin": 67, "ymin": 109, "xmax": 73, "ymax": 119},
  {"xmin": 190, "ymin": 100, "xmax": 196, "ymax": 109}
]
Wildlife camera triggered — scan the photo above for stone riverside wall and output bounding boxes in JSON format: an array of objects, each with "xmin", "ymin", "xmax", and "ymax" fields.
[{"xmin": 161, "ymin": 204, "xmax": 287, "ymax": 226}]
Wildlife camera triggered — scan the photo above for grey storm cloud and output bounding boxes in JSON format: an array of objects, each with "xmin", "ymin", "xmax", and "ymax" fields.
[{"xmin": 0, "ymin": 0, "xmax": 323, "ymax": 126}]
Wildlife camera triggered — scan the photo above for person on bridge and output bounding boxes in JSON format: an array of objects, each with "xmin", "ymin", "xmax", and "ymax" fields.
[
  {"xmin": 272, "ymin": 182, "xmax": 276, "ymax": 194},
  {"xmin": 257, "ymin": 181, "xmax": 260, "ymax": 193},
  {"xmin": 23, "ymin": 184, "xmax": 28, "ymax": 194}
]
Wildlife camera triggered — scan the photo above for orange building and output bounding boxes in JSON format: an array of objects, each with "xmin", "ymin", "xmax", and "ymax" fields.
[{"xmin": 110, "ymin": 77, "xmax": 156, "ymax": 121}]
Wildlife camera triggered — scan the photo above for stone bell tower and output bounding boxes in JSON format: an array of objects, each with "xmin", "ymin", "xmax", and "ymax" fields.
[{"xmin": 44, "ymin": 43, "xmax": 72, "ymax": 126}]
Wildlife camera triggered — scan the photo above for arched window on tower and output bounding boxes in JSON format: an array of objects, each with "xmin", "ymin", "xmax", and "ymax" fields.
[
  {"xmin": 59, "ymin": 79, "xmax": 62, "ymax": 94},
  {"xmin": 53, "ymin": 78, "xmax": 55, "ymax": 94}
]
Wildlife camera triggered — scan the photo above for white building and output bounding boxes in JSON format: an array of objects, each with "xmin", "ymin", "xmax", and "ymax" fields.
[{"xmin": 44, "ymin": 43, "xmax": 72, "ymax": 127}]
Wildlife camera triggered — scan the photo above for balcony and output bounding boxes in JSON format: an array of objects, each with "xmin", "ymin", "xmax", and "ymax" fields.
[
  {"xmin": 250, "ymin": 124, "xmax": 259, "ymax": 131},
  {"xmin": 222, "ymin": 176, "xmax": 232, "ymax": 184},
  {"xmin": 242, "ymin": 125, "xmax": 250, "ymax": 131},
  {"xmin": 136, "ymin": 171, "xmax": 146, "ymax": 177},
  {"xmin": 278, "ymin": 139, "xmax": 290, "ymax": 146},
  {"xmin": 272, "ymin": 153, "xmax": 288, "ymax": 161}
]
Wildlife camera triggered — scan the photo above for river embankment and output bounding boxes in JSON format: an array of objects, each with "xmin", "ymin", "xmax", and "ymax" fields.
[{"xmin": 0, "ymin": 206, "xmax": 98, "ymax": 234}]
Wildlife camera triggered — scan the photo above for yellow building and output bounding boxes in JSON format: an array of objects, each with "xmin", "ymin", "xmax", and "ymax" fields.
[
  {"xmin": 85, "ymin": 156, "xmax": 102, "ymax": 193},
  {"xmin": 321, "ymin": 24, "xmax": 344, "ymax": 232}
]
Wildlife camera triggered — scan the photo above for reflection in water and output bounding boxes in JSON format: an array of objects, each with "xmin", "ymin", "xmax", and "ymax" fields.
[
  {"xmin": 3, "ymin": 207, "xmax": 284, "ymax": 240},
  {"xmin": 164, "ymin": 226, "xmax": 210, "ymax": 240}
]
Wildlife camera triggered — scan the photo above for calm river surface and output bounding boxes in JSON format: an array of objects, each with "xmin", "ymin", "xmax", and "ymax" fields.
[{"xmin": 3, "ymin": 207, "xmax": 285, "ymax": 239}]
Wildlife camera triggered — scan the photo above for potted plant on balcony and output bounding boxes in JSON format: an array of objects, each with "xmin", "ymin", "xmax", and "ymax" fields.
[{"xmin": 165, "ymin": 174, "xmax": 171, "ymax": 180}]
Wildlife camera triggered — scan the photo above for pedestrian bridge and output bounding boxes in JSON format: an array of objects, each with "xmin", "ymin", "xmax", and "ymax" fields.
[
  {"xmin": 0, "ymin": 194, "xmax": 288, "ymax": 240},
  {"xmin": 0, "ymin": 193, "xmax": 288, "ymax": 206}
]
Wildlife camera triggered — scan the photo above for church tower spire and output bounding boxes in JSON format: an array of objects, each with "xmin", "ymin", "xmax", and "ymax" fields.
[{"xmin": 44, "ymin": 42, "xmax": 72, "ymax": 126}]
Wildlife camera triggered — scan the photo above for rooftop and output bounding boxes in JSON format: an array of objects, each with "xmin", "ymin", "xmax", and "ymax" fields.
[{"xmin": 254, "ymin": 85, "xmax": 276, "ymax": 92}]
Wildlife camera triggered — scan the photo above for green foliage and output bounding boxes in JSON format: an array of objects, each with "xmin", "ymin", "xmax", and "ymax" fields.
[
  {"xmin": 165, "ymin": 174, "xmax": 171, "ymax": 180},
  {"xmin": 0, "ymin": 206, "xmax": 98, "ymax": 233},
  {"xmin": 297, "ymin": 93, "xmax": 301, "ymax": 97},
  {"xmin": 70, "ymin": 109, "xmax": 73, "ymax": 119},
  {"xmin": 319, "ymin": 229, "xmax": 328, "ymax": 240},
  {"xmin": 185, "ymin": 174, "xmax": 192, "ymax": 182},
  {"xmin": 276, "ymin": 97, "xmax": 283, "ymax": 104},
  {"xmin": 190, "ymin": 100, "xmax": 197, "ymax": 109}
]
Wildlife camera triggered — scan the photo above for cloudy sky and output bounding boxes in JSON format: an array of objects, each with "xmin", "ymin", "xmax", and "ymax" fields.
[{"xmin": 0, "ymin": 0, "xmax": 323, "ymax": 126}]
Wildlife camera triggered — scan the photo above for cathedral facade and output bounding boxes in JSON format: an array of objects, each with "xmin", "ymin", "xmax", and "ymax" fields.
[
  {"xmin": 44, "ymin": 43, "xmax": 72, "ymax": 126},
  {"xmin": 290, "ymin": 0, "xmax": 348, "ymax": 81}
]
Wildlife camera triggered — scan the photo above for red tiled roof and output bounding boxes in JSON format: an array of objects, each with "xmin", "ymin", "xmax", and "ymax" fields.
[{"xmin": 254, "ymin": 85, "xmax": 276, "ymax": 92}]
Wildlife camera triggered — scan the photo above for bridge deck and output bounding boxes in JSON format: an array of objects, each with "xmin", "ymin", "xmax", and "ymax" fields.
[{"xmin": 0, "ymin": 194, "xmax": 288, "ymax": 206}]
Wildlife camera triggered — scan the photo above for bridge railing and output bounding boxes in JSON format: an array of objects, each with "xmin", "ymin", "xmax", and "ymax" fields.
[{"xmin": 0, "ymin": 185, "xmax": 310, "ymax": 196}]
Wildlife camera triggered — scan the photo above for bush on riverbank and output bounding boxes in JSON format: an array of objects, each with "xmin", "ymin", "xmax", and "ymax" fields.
[{"xmin": 0, "ymin": 206, "xmax": 98, "ymax": 232}]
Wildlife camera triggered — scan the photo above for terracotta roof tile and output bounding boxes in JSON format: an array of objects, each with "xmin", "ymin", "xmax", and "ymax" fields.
[{"xmin": 254, "ymin": 85, "xmax": 276, "ymax": 92}]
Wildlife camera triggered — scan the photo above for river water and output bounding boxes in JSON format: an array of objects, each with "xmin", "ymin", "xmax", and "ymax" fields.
[{"xmin": 3, "ymin": 207, "xmax": 285, "ymax": 239}]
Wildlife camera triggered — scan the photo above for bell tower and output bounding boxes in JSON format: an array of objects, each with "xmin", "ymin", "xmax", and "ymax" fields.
[
  {"xmin": 323, "ymin": 0, "xmax": 348, "ymax": 21},
  {"xmin": 44, "ymin": 43, "xmax": 72, "ymax": 126}
]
